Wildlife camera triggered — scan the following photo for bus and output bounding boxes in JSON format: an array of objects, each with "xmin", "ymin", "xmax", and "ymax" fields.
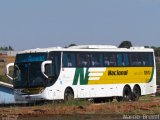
[{"xmin": 6, "ymin": 45, "xmax": 156, "ymax": 102}]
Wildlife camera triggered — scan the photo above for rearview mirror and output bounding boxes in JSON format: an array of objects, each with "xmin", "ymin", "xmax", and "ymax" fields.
[
  {"xmin": 6, "ymin": 63, "xmax": 14, "ymax": 80},
  {"xmin": 41, "ymin": 60, "xmax": 52, "ymax": 78}
]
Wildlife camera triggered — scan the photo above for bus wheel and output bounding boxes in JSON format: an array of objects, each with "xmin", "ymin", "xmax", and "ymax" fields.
[
  {"xmin": 122, "ymin": 86, "xmax": 132, "ymax": 101},
  {"xmin": 64, "ymin": 88, "xmax": 74, "ymax": 102},
  {"xmin": 131, "ymin": 86, "xmax": 141, "ymax": 101}
]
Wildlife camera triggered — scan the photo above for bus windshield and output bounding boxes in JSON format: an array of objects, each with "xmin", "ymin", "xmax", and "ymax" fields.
[{"xmin": 14, "ymin": 53, "xmax": 48, "ymax": 88}]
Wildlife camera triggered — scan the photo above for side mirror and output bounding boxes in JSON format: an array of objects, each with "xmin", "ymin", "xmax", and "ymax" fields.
[
  {"xmin": 41, "ymin": 60, "xmax": 52, "ymax": 78},
  {"xmin": 6, "ymin": 63, "xmax": 14, "ymax": 80}
]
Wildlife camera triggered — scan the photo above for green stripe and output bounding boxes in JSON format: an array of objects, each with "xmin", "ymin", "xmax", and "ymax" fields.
[{"xmin": 148, "ymin": 67, "xmax": 154, "ymax": 83}]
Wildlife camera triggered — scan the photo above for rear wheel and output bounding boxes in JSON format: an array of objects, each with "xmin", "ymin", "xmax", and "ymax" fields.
[
  {"xmin": 123, "ymin": 86, "xmax": 132, "ymax": 101},
  {"xmin": 64, "ymin": 88, "xmax": 74, "ymax": 102},
  {"xmin": 131, "ymin": 86, "xmax": 141, "ymax": 101}
]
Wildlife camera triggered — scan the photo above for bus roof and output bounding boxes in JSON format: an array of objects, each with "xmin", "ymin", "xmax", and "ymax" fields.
[{"xmin": 18, "ymin": 45, "xmax": 154, "ymax": 54}]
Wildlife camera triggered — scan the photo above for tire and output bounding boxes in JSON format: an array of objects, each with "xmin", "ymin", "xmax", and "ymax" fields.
[
  {"xmin": 131, "ymin": 86, "xmax": 141, "ymax": 101},
  {"xmin": 64, "ymin": 88, "xmax": 74, "ymax": 102},
  {"xmin": 122, "ymin": 86, "xmax": 132, "ymax": 101}
]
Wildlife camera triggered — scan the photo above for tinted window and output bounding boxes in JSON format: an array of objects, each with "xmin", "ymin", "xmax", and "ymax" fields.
[
  {"xmin": 129, "ymin": 52, "xmax": 153, "ymax": 66},
  {"xmin": 104, "ymin": 53, "xmax": 117, "ymax": 66},
  {"xmin": 62, "ymin": 52, "xmax": 153, "ymax": 68},
  {"xmin": 76, "ymin": 52, "xmax": 103, "ymax": 67},
  {"xmin": 16, "ymin": 53, "xmax": 47, "ymax": 63},
  {"xmin": 63, "ymin": 52, "xmax": 76, "ymax": 67},
  {"xmin": 90, "ymin": 53, "xmax": 103, "ymax": 67},
  {"xmin": 77, "ymin": 53, "xmax": 91, "ymax": 67},
  {"xmin": 117, "ymin": 53, "xmax": 129, "ymax": 66}
]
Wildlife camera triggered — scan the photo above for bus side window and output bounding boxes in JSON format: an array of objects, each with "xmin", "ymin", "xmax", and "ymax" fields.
[
  {"xmin": 130, "ymin": 53, "xmax": 143, "ymax": 66},
  {"xmin": 67, "ymin": 55, "xmax": 72, "ymax": 67},
  {"xmin": 110, "ymin": 54, "xmax": 117, "ymax": 66},
  {"xmin": 79, "ymin": 53, "xmax": 86, "ymax": 67},
  {"xmin": 77, "ymin": 53, "xmax": 88, "ymax": 67},
  {"xmin": 117, "ymin": 53, "xmax": 129, "ymax": 66},
  {"xmin": 63, "ymin": 54, "xmax": 68, "ymax": 67},
  {"xmin": 148, "ymin": 53, "xmax": 154, "ymax": 66},
  {"xmin": 104, "ymin": 53, "xmax": 117, "ymax": 66},
  {"xmin": 63, "ymin": 52, "xmax": 76, "ymax": 67},
  {"xmin": 123, "ymin": 53, "xmax": 129, "ymax": 66},
  {"xmin": 117, "ymin": 54, "xmax": 123, "ymax": 66},
  {"xmin": 141, "ymin": 53, "xmax": 153, "ymax": 66},
  {"xmin": 104, "ymin": 53, "xmax": 111, "ymax": 66},
  {"xmin": 76, "ymin": 53, "xmax": 81, "ymax": 67},
  {"xmin": 104, "ymin": 56, "xmax": 110, "ymax": 66},
  {"xmin": 91, "ymin": 53, "xmax": 102, "ymax": 67}
]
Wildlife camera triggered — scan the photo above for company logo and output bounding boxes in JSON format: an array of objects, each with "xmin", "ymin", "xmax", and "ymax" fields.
[
  {"xmin": 73, "ymin": 68, "xmax": 89, "ymax": 85},
  {"xmin": 108, "ymin": 70, "xmax": 128, "ymax": 76}
]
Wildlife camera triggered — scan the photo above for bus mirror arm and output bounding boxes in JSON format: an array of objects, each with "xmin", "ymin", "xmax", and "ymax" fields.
[
  {"xmin": 6, "ymin": 63, "xmax": 14, "ymax": 80},
  {"xmin": 41, "ymin": 60, "xmax": 52, "ymax": 78}
]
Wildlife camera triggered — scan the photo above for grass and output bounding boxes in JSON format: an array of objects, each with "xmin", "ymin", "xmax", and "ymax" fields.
[
  {"xmin": 0, "ymin": 56, "xmax": 15, "ymax": 84},
  {"xmin": 1, "ymin": 96, "xmax": 160, "ymax": 120},
  {"xmin": 63, "ymin": 99, "xmax": 91, "ymax": 106},
  {"xmin": 42, "ymin": 99, "xmax": 91, "ymax": 109},
  {"xmin": 128, "ymin": 106, "xmax": 160, "ymax": 115},
  {"xmin": 139, "ymin": 95, "xmax": 153, "ymax": 101}
]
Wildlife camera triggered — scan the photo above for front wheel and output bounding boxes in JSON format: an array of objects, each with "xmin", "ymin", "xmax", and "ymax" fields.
[{"xmin": 64, "ymin": 88, "xmax": 74, "ymax": 102}]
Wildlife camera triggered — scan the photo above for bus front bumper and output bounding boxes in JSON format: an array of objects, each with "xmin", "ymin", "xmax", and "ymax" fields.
[{"xmin": 14, "ymin": 93, "xmax": 53, "ymax": 102}]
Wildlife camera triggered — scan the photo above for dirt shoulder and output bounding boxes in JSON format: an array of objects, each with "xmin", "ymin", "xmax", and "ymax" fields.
[{"xmin": 0, "ymin": 96, "xmax": 160, "ymax": 120}]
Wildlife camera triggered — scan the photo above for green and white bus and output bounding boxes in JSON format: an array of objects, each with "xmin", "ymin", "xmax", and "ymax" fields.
[{"xmin": 6, "ymin": 45, "xmax": 156, "ymax": 102}]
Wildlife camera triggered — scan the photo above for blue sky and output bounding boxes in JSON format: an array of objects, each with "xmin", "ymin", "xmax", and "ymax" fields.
[{"xmin": 0, "ymin": 0, "xmax": 160, "ymax": 50}]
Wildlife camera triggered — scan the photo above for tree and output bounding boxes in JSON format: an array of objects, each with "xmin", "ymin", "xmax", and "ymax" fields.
[
  {"xmin": 4, "ymin": 47, "xmax": 8, "ymax": 51},
  {"xmin": 152, "ymin": 47, "xmax": 160, "ymax": 57},
  {"xmin": 68, "ymin": 44, "xmax": 77, "ymax": 47},
  {"xmin": 8, "ymin": 46, "xmax": 13, "ymax": 50},
  {"xmin": 0, "ymin": 46, "xmax": 14, "ymax": 51},
  {"xmin": 118, "ymin": 41, "xmax": 132, "ymax": 48}
]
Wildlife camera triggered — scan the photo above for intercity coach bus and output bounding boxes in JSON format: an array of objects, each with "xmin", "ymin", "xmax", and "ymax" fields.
[{"xmin": 6, "ymin": 45, "xmax": 156, "ymax": 102}]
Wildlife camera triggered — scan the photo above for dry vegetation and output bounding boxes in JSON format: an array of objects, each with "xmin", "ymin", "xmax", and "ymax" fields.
[
  {"xmin": 0, "ymin": 55, "xmax": 15, "ymax": 83},
  {"xmin": 0, "ymin": 96, "xmax": 160, "ymax": 120}
]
